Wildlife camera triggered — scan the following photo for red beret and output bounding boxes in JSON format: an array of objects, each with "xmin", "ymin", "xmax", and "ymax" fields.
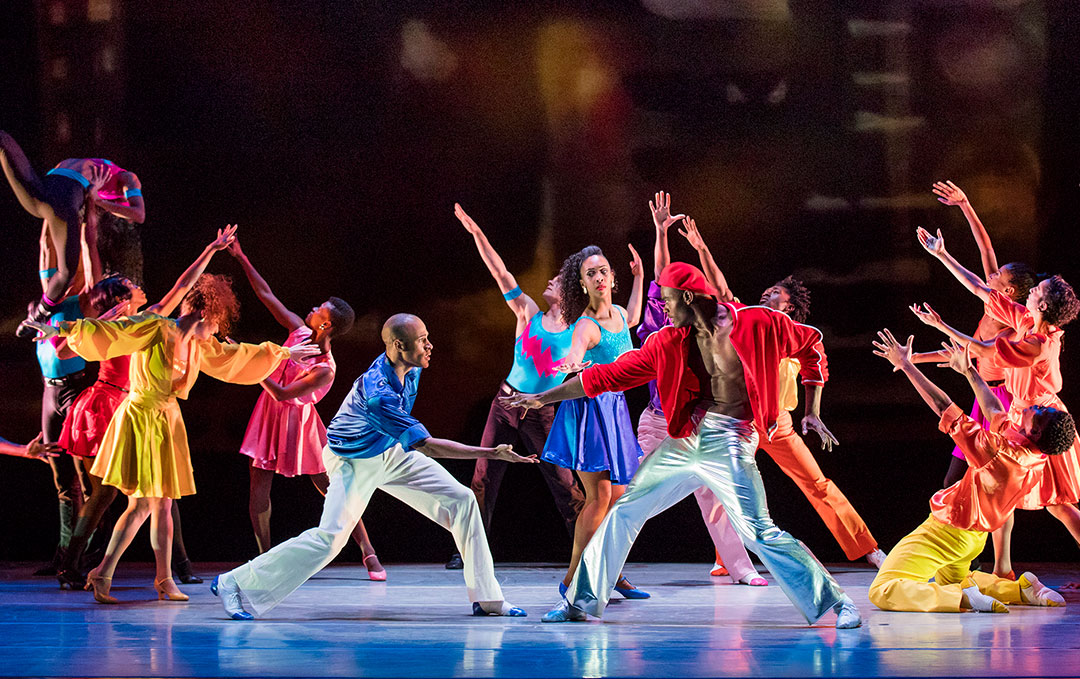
[{"xmin": 658, "ymin": 262, "xmax": 719, "ymax": 297}]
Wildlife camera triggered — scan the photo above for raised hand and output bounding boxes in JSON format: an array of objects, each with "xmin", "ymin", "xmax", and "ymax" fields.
[
  {"xmin": 628, "ymin": 243, "xmax": 643, "ymax": 277},
  {"xmin": 226, "ymin": 236, "xmax": 244, "ymax": 258},
  {"xmin": 25, "ymin": 433, "xmax": 61, "ymax": 462},
  {"xmin": 932, "ymin": 180, "xmax": 968, "ymax": 206},
  {"xmin": 498, "ymin": 393, "xmax": 545, "ymax": 411},
  {"xmin": 801, "ymin": 414, "xmax": 839, "ymax": 452},
  {"xmin": 454, "ymin": 203, "xmax": 481, "ymax": 235},
  {"xmin": 490, "ymin": 443, "xmax": 539, "ymax": 464},
  {"xmin": 916, "ymin": 226, "xmax": 946, "ymax": 257},
  {"xmin": 910, "ymin": 302, "xmax": 943, "ymax": 329},
  {"xmin": 939, "ymin": 339, "xmax": 973, "ymax": 374},
  {"xmin": 649, "ymin": 191, "xmax": 685, "ymax": 232},
  {"xmin": 678, "ymin": 216, "xmax": 706, "ymax": 250},
  {"xmin": 286, "ymin": 338, "xmax": 323, "ymax": 362},
  {"xmin": 209, "ymin": 224, "xmax": 239, "ymax": 252},
  {"xmin": 872, "ymin": 328, "xmax": 913, "ymax": 369}
]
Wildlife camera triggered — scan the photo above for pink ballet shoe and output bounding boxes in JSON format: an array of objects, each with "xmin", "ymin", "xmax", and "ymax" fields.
[
  {"xmin": 738, "ymin": 574, "xmax": 768, "ymax": 587},
  {"xmin": 364, "ymin": 554, "xmax": 386, "ymax": 581}
]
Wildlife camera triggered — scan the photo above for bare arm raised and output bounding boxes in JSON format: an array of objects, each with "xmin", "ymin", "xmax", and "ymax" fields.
[
  {"xmin": 649, "ymin": 191, "xmax": 685, "ymax": 281},
  {"xmin": 678, "ymin": 217, "xmax": 735, "ymax": 302},
  {"xmin": 932, "ymin": 181, "xmax": 998, "ymax": 279},
  {"xmin": 147, "ymin": 224, "xmax": 238, "ymax": 317},
  {"xmin": 228, "ymin": 237, "xmax": 305, "ymax": 332},
  {"xmin": 917, "ymin": 227, "xmax": 993, "ymax": 303}
]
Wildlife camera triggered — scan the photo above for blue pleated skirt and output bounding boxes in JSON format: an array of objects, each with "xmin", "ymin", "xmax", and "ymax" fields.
[{"xmin": 541, "ymin": 391, "xmax": 641, "ymax": 485}]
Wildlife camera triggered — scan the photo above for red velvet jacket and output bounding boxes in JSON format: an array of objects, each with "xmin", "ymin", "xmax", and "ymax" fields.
[{"xmin": 581, "ymin": 303, "xmax": 828, "ymax": 440}]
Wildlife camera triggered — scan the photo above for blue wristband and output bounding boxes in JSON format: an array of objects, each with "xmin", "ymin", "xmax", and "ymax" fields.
[
  {"xmin": 39, "ymin": 268, "xmax": 58, "ymax": 279},
  {"xmin": 124, "ymin": 188, "xmax": 142, "ymax": 198},
  {"xmin": 502, "ymin": 286, "xmax": 523, "ymax": 301}
]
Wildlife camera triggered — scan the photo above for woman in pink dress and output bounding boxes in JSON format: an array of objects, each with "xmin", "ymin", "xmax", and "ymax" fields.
[{"xmin": 228, "ymin": 238, "xmax": 385, "ymax": 580}]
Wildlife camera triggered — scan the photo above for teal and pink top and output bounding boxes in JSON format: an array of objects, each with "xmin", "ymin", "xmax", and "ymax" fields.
[{"xmin": 505, "ymin": 311, "xmax": 574, "ymax": 394}]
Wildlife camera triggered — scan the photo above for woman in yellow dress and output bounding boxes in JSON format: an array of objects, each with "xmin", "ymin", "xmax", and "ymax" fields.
[{"xmin": 30, "ymin": 226, "xmax": 320, "ymax": 603}]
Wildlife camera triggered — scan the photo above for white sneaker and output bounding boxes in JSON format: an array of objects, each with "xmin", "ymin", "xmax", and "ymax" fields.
[
  {"xmin": 1019, "ymin": 572, "xmax": 1065, "ymax": 607},
  {"xmin": 834, "ymin": 596, "xmax": 862, "ymax": 629},
  {"xmin": 865, "ymin": 549, "xmax": 888, "ymax": 569},
  {"xmin": 211, "ymin": 573, "xmax": 253, "ymax": 620}
]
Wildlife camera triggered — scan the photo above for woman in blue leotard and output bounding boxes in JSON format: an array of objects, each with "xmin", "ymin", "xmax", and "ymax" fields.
[{"xmin": 542, "ymin": 244, "xmax": 648, "ymax": 597}]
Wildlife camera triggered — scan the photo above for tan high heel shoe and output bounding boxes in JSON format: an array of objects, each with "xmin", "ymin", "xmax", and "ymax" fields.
[
  {"xmin": 84, "ymin": 569, "xmax": 119, "ymax": 604},
  {"xmin": 154, "ymin": 577, "xmax": 190, "ymax": 601}
]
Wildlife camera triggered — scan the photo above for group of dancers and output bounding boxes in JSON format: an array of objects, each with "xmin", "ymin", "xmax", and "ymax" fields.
[{"xmin": 2, "ymin": 127, "xmax": 1078, "ymax": 627}]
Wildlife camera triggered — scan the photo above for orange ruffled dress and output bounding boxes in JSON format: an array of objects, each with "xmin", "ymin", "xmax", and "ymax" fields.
[
  {"xmin": 238, "ymin": 325, "xmax": 336, "ymax": 477},
  {"xmin": 61, "ymin": 313, "xmax": 290, "ymax": 499},
  {"xmin": 59, "ymin": 354, "xmax": 131, "ymax": 458},
  {"xmin": 986, "ymin": 290, "xmax": 1080, "ymax": 508}
]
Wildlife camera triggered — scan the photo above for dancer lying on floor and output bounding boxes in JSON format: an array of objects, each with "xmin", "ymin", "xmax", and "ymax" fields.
[
  {"xmin": 870, "ymin": 330, "xmax": 1071, "ymax": 612},
  {"xmin": 213, "ymin": 314, "xmax": 537, "ymax": 620}
]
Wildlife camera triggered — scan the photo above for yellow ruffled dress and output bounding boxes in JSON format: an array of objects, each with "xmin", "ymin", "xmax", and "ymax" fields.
[{"xmin": 61, "ymin": 313, "xmax": 291, "ymax": 498}]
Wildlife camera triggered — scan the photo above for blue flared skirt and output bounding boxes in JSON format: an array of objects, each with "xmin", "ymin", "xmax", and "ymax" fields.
[{"xmin": 541, "ymin": 391, "xmax": 642, "ymax": 485}]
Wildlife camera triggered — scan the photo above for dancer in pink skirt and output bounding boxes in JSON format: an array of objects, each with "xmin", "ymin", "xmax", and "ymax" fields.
[{"xmin": 228, "ymin": 238, "xmax": 385, "ymax": 580}]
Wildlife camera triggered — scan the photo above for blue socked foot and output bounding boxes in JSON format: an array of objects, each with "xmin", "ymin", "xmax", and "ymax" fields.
[
  {"xmin": 541, "ymin": 599, "xmax": 587, "ymax": 623},
  {"xmin": 614, "ymin": 576, "xmax": 650, "ymax": 599},
  {"xmin": 472, "ymin": 601, "xmax": 527, "ymax": 617},
  {"xmin": 559, "ymin": 581, "xmax": 568, "ymax": 597}
]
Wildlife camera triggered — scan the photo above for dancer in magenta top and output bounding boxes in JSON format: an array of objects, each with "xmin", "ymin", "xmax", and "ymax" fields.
[{"xmin": 227, "ymin": 238, "xmax": 384, "ymax": 580}]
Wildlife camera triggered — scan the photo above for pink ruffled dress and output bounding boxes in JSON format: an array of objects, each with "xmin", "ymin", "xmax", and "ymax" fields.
[
  {"xmin": 59, "ymin": 354, "xmax": 131, "ymax": 458},
  {"xmin": 238, "ymin": 326, "xmax": 335, "ymax": 477}
]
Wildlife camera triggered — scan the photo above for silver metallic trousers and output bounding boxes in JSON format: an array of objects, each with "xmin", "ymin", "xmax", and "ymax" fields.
[{"xmin": 568, "ymin": 410, "xmax": 845, "ymax": 623}]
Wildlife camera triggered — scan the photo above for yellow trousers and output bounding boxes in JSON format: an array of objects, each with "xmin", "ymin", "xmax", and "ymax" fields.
[{"xmin": 869, "ymin": 515, "xmax": 1021, "ymax": 612}]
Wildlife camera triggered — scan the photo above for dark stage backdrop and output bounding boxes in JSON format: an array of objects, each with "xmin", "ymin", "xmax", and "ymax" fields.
[{"xmin": 1, "ymin": 1, "xmax": 1078, "ymax": 567}]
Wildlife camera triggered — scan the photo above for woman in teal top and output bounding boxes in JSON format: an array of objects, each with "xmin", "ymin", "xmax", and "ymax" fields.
[{"xmin": 541, "ymin": 244, "xmax": 649, "ymax": 598}]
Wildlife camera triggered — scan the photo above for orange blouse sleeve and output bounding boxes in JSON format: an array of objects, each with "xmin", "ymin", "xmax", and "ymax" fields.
[
  {"xmin": 994, "ymin": 333, "xmax": 1047, "ymax": 369},
  {"xmin": 985, "ymin": 290, "xmax": 1031, "ymax": 332}
]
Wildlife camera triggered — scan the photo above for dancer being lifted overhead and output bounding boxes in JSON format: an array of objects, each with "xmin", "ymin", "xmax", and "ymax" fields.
[
  {"xmin": 212, "ymin": 314, "xmax": 537, "ymax": 620},
  {"xmin": 1, "ymin": 131, "xmax": 144, "ymax": 334},
  {"xmin": 638, "ymin": 193, "xmax": 765, "ymax": 585},
  {"xmin": 227, "ymin": 238, "xmax": 384, "ymax": 580},
  {"xmin": 540, "ymin": 243, "xmax": 649, "ymax": 599},
  {"xmin": 913, "ymin": 226, "xmax": 1080, "ymax": 569},
  {"xmin": 674, "ymin": 213, "xmax": 885, "ymax": 568},
  {"xmin": 27, "ymin": 225, "xmax": 320, "ymax": 605},
  {"xmin": 910, "ymin": 180, "xmax": 1035, "ymax": 577},
  {"xmin": 505, "ymin": 262, "xmax": 861, "ymax": 628},
  {"xmin": 448, "ymin": 204, "xmax": 584, "ymax": 567},
  {"xmin": 870, "ymin": 330, "xmax": 1070, "ymax": 613}
]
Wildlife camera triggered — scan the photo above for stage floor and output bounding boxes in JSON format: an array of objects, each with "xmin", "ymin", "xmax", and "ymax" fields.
[{"xmin": 1, "ymin": 561, "xmax": 1078, "ymax": 678}]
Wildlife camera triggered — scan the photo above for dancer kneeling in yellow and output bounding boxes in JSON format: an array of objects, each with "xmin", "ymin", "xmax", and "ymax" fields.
[
  {"xmin": 28, "ymin": 230, "xmax": 320, "ymax": 604},
  {"xmin": 871, "ymin": 330, "xmax": 1073, "ymax": 613}
]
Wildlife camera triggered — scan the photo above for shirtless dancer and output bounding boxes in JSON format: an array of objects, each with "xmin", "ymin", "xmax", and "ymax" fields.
[{"xmin": 504, "ymin": 262, "xmax": 861, "ymax": 628}]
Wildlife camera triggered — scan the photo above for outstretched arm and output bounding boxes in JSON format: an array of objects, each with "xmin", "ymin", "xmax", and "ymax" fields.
[
  {"xmin": 415, "ymin": 438, "xmax": 537, "ymax": 463},
  {"xmin": 148, "ymin": 224, "xmax": 238, "ymax": 317},
  {"xmin": 649, "ymin": 191, "xmax": 685, "ymax": 281},
  {"xmin": 917, "ymin": 227, "xmax": 992, "ymax": 303},
  {"xmin": 0, "ymin": 433, "xmax": 60, "ymax": 462},
  {"xmin": 678, "ymin": 218, "xmax": 735, "ymax": 302},
  {"xmin": 93, "ymin": 172, "xmax": 145, "ymax": 224},
  {"xmin": 259, "ymin": 365, "xmax": 332, "ymax": 401},
  {"xmin": 499, "ymin": 374, "xmax": 588, "ymax": 410},
  {"xmin": 556, "ymin": 318, "xmax": 601, "ymax": 373},
  {"xmin": 626, "ymin": 244, "xmax": 644, "ymax": 328},
  {"xmin": 910, "ymin": 303, "xmax": 996, "ymax": 360},
  {"xmin": 454, "ymin": 203, "xmax": 539, "ymax": 322},
  {"xmin": 872, "ymin": 328, "xmax": 953, "ymax": 416},
  {"xmin": 227, "ymin": 237, "xmax": 304, "ymax": 331},
  {"xmin": 941, "ymin": 339, "xmax": 1006, "ymax": 420},
  {"xmin": 932, "ymin": 181, "xmax": 998, "ymax": 279},
  {"xmin": 800, "ymin": 384, "xmax": 839, "ymax": 451}
]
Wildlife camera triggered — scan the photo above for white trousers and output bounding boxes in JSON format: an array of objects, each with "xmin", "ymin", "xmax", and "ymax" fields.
[
  {"xmin": 637, "ymin": 405, "xmax": 757, "ymax": 582},
  {"xmin": 228, "ymin": 444, "xmax": 503, "ymax": 616},
  {"xmin": 574, "ymin": 411, "xmax": 844, "ymax": 623}
]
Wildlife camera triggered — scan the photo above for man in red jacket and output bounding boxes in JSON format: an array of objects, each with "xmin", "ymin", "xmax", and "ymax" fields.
[{"xmin": 503, "ymin": 262, "xmax": 861, "ymax": 628}]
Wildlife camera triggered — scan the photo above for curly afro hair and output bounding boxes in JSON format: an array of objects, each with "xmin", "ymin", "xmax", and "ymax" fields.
[
  {"xmin": 774, "ymin": 276, "xmax": 811, "ymax": 324},
  {"xmin": 559, "ymin": 245, "xmax": 615, "ymax": 327},
  {"xmin": 97, "ymin": 213, "xmax": 144, "ymax": 285},
  {"xmin": 326, "ymin": 296, "xmax": 355, "ymax": 336},
  {"xmin": 1035, "ymin": 408, "xmax": 1077, "ymax": 456},
  {"xmin": 181, "ymin": 273, "xmax": 240, "ymax": 336},
  {"xmin": 1041, "ymin": 275, "xmax": 1079, "ymax": 328}
]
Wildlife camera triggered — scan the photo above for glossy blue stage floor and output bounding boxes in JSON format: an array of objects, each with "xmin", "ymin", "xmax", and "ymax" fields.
[{"xmin": 2, "ymin": 562, "xmax": 1079, "ymax": 678}]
